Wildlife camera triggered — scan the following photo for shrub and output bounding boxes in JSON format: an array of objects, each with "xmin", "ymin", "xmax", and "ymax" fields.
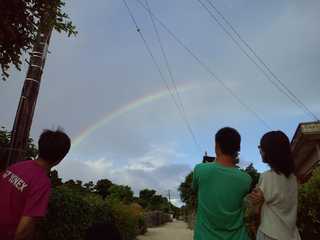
[
  {"xmin": 297, "ymin": 167, "xmax": 320, "ymax": 240},
  {"xmin": 34, "ymin": 185, "xmax": 112, "ymax": 240},
  {"xmin": 34, "ymin": 185, "xmax": 146, "ymax": 240},
  {"xmin": 243, "ymin": 198, "xmax": 259, "ymax": 240},
  {"xmin": 106, "ymin": 199, "xmax": 145, "ymax": 240}
]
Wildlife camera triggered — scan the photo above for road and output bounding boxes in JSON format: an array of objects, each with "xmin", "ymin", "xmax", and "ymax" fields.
[{"xmin": 137, "ymin": 219, "xmax": 194, "ymax": 240}]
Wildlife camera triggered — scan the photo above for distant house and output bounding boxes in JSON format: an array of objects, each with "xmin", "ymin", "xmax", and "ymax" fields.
[{"xmin": 291, "ymin": 121, "xmax": 320, "ymax": 174}]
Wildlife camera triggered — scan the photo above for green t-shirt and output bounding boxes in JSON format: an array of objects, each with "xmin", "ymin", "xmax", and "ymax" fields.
[{"xmin": 192, "ymin": 162, "xmax": 252, "ymax": 240}]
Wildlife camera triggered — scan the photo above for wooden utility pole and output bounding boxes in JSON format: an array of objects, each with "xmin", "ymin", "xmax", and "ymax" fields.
[
  {"xmin": 7, "ymin": 29, "xmax": 52, "ymax": 167},
  {"xmin": 166, "ymin": 189, "xmax": 172, "ymax": 215}
]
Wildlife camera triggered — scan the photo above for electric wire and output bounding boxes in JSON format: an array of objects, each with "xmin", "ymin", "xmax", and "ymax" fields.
[
  {"xmin": 123, "ymin": 0, "xmax": 203, "ymax": 155},
  {"xmin": 206, "ymin": 0, "xmax": 318, "ymax": 121},
  {"xmin": 199, "ymin": 0, "xmax": 319, "ymax": 121},
  {"xmin": 145, "ymin": 0, "xmax": 203, "ymax": 155},
  {"xmin": 135, "ymin": 0, "xmax": 272, "ymax": 130}
]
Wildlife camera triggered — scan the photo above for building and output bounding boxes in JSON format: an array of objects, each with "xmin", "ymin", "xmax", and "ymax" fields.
[{"xmin": 291, "ymin": 121, "xmax": 320, "ymax": 174}]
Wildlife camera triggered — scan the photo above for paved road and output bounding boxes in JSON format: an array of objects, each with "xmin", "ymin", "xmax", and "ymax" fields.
[{"xmin": 137, "ymin": 220, "xmax": 194, "ymax": 240}]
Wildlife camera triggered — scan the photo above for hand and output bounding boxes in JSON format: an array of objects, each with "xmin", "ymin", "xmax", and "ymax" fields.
[{"xmin": 251, "ymin": 188, "xmax": 264, "ymax": 204}]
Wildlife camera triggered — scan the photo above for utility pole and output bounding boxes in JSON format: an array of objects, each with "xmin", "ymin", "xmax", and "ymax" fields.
[
  {"xmin": 166, "ymin": 189, "xmax": 172, "ymax": 216},
  {"xmin": 7, "ymin": 29, "xmax": 52, "ymax": 167}
]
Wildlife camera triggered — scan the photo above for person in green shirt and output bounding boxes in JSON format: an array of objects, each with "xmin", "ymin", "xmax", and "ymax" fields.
[{"xmin": 192, "ymin": 127, "xmax": 252, "ymax": 240}]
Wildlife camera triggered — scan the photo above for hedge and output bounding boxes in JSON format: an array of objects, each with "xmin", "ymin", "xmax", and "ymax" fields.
[
  {"xmin": 297, "ymin": 167, "xmax": 320, "ymax": 240},
  {"xmin": 34, "ymin": 185, "xmax": 145, "ymax": 240}
]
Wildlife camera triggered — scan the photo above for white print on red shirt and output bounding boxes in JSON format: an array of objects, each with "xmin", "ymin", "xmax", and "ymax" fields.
[{"xmin": 3, "ymin": 170, "xmax": 28, "ymax": 192}]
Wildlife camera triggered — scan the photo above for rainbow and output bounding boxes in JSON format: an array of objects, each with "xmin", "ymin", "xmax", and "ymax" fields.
[{"xmin": 71, "ymin": 82, "xmax": 208, "ymax": 150}]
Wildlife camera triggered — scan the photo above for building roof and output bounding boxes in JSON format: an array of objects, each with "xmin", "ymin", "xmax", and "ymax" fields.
[{"xmin": 290, "ymin": 121, "xmax": 320, "ymax": 172}]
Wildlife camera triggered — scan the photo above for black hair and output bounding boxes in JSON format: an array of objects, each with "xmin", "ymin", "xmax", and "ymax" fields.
[
  {"xmin": 38, "ymin": 128, "xmax": 71, "ymax": 163},
  {"xmin": 215, "ymin": 127, "xmax": 241, "ymax": 156},
  {"xmin": 260, "ymin": 131, "xmax": 295, "ymax": 178},
  {"xmin": 84, "ymin": 222, "xmax": 121, "ymax": 240}
]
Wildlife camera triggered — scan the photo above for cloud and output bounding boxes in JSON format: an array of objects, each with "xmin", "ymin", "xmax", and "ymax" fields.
[
  {"xmin": 55, "ymin": 143, "xmax": 192, "ymax": 207},
  {"xmin": 84, "ymin": 157, "xmax": 114, "ymax": 171},
  {"xmin": 1, "ymin": 0, "xmax": 320, "ymax": 208}
]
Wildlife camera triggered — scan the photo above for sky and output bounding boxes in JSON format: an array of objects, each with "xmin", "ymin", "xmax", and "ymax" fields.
[{"xmin": 1, "ymin": 0, "xmax": 320, "ymax": 207}]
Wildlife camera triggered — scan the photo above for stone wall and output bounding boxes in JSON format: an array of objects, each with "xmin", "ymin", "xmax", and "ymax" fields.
[
  {"xmin": 187, "ymin": 212, "xmax": 196, "ymax": 230},
  {"xmin": 146, "ymin": 211, "xmax": 171, "ymax": 228}
]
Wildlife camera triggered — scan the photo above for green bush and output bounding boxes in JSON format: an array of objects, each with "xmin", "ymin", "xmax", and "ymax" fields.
[
  {"xmin": 243, "ymin": 198, "xmax": 259, "ymax": 240},
  {"xmin": 34, "ymin": 185, "xmax": 112, "ymax": 240},
  {"xmin": 297, "ymin": 167, "xmax": 320, "ymax": 240},
  {"xmin": 34, "ymin": 185, "xmax": 146, "ymax": 240},
  {"xmin": 106, "ymin": 199, "xmax": 145, "ymax": 240}
]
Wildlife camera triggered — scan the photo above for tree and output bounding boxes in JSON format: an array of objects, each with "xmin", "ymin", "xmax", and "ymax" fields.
[
  {"xmin": 132, "ymin": 197, "xmax": 148, "ymax": 209},
  {"xmin": 0, "ymin": 127, "xmax": 11, "ymax": 171},
  {"xmin": 0, "ymin": 0, "xmax": 77, "ymax": 80},
  {"xmin": 138, "ymin": 189, "xmax": 171, "ymax": 211},
  {"xmin": 297, "ymin": 167, "xmax": 320, "ymax": 239},
  {"xmin": 170, "ymin": 203, "xmax": 180, "ymax": 215},
  {"xmin": 233, "ymin": 152, "xmax": 240, "ymax": 168},
  {"xmin": 94, "ymin": 179, "xmax": 114, "ymax": 199},
  {"xmin": 64, "ymin": 179, "xmax": 87, "ymax": 193},
  {"xmin": 178, "ymin": 171, "xmax": 198, "ymax": 211},
  {"xmin": 83, "ymin": 181, "xmax": 95, "ymax": 193},
  {"xmin": 5, "ymin": 0, "xmax": 77, "ymax": 167},
  {"xmin": 241, "ymin": 163, "xmax": 260, "ymax": 192},
  {"xmin": 149, "ymin": 195, "xmax": 169, "ymax": 212},
  {"xmin": 139, "ymin": 189, "xmax": 156, "ymax": 200},
  {"xmin": 107, "ymin": 185, "xmax": 134, "ymax": 204},
  {"xmin": 47, "ymin": 169, "xmax": 63, "ymax": 188},
  {"xmin": 0, "ymin": 126, "xmax": 38, "ymax": 171}
]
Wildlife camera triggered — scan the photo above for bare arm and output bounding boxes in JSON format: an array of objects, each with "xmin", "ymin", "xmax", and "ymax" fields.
[
  {"xmin": 15, "ymin": 216, "xmax": 38, "ymax": 240},
  {"xmin": 251, "ymin": 188, "xmax": 264, "ymax": 214}
]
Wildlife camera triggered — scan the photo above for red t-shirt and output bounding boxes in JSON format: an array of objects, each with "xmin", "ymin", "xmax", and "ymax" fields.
[{"xmin": 0, "ymin": 160, "xmax": 52, "ymax": 239}]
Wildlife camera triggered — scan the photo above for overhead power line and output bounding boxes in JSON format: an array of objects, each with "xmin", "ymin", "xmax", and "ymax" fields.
[
  {"xmin": 135, "ymin": 0, "xmax": 272, "ymax": 130},
  {"xmin": 199, "ymin": 0, "xmax": 319, "ymax": 121},
  {"xmin": 145, "ymin": 0, "xmax": 203, "ymax": 154},
  {"xmin": 123, "ymin": 0, "xmax": 203, "ymax": 155}
]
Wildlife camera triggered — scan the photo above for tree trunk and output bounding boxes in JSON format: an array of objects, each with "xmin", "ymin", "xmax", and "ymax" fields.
[{"xmin": 7, "ymin": 29, "xmax": 52, "ymax": 167}]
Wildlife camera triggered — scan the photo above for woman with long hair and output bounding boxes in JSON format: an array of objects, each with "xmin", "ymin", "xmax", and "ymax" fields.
[{"xmin": 251, "ymin": 131, "xmax": 300, "ymax": 240}]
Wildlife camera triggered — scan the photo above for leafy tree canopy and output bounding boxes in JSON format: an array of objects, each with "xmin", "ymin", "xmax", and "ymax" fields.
[
  {"xmin": 0, "ymin": 0, "xmax": 77, "ymax": 80},
  {"xmin": 47, "ymin": 169, "xmax": 63, "ymax": 188},
  {"xmin": 233, "ymin": 152, "xmax": 240, "ymax": 168},
  {"xmin": 94, "ymin": 179, "xmax": 114, "ymax": 199},
  {"xmin": 178, "ymin": 171, "xmax": 198, "ymax": 211},
  {"xmin": 138, "ymin": 188, "xmax": 172, "ymax": 212},
  {"xmin": 241, "ymin": 163, "xmax": 260, "ymax": 192},
  {"xmin": 0, "ymin": 126, "xmax": 38, "ymax": 171},
  {"xmin": 146, "ymin": 194, "xmax": 169, "ymax": 212},
  {"xmin": 139, "ymin": 188, "xmax": 156, "ymax": 200},
  {"xmin": 83, "ymin": 181, "xmax": 95, "ymax": 192},
  {"xmin": 107, "ymin": 184, "xmax": 134, "ymax": 204}
]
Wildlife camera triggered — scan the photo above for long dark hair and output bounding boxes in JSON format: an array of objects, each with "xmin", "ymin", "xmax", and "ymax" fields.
[{"xmin": 260, "ymin": 131, "xmax": 295, "ymax": 178}]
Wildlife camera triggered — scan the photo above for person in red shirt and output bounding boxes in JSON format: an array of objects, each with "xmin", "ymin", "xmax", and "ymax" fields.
[{"xmin": 0, "ymin": 128, "xmax": 71, "ymax": 240}]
